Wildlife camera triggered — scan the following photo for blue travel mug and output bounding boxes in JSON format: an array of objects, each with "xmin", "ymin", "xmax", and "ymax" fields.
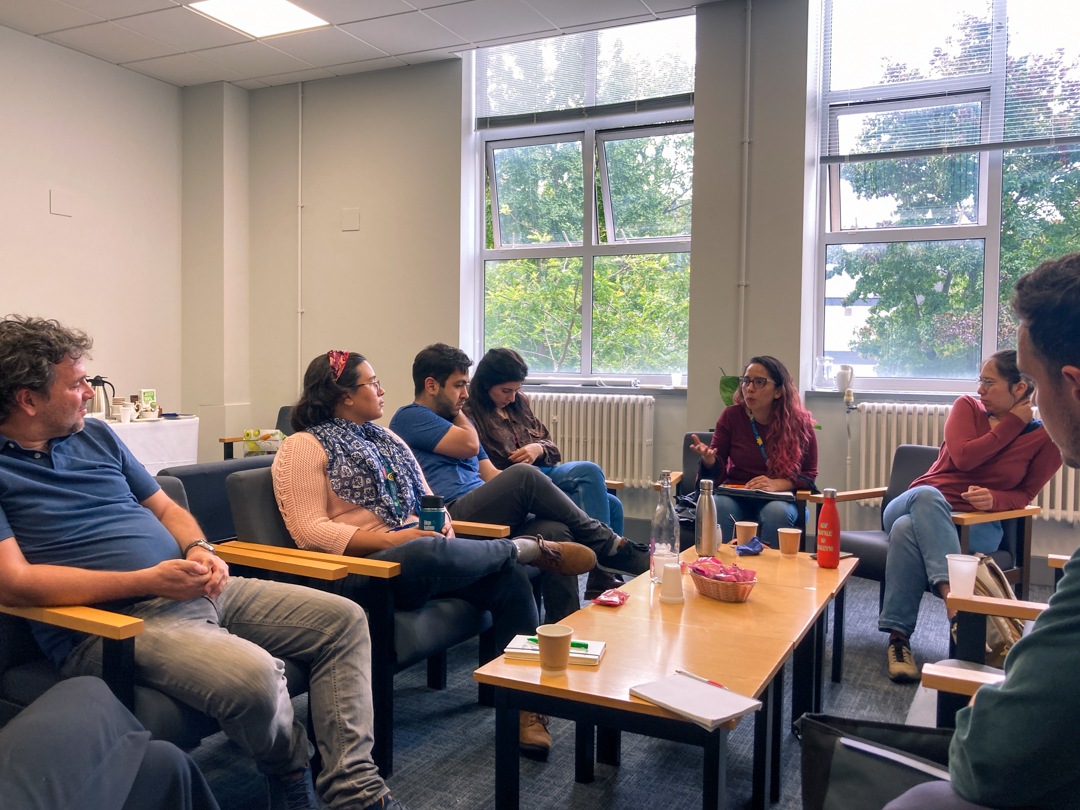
[{"xmin": 419, "ymin": 495, "xmax": 446, "ymax": 533}]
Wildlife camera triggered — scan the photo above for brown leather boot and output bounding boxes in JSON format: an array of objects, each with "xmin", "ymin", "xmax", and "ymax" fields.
[
  {"xmin": 514, "ymin": 536, "xmax": 596, "ymax": 576},
  {"xmin": 519, "ymin": 711, "xmax": 551, "ymax": 761}
]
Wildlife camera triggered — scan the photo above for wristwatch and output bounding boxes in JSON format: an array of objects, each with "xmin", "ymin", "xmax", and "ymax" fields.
[{"xmin": 182, "ymin": 539, "xmax": 216, "ymax": 558}]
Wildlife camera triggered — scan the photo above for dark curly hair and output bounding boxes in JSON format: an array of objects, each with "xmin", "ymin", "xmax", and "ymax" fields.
[
  {"xmin": 0, "ymin": 315, "xmax": 93, "ymax": 423},
  {"xmin": 411, "ymin": 343, "xmax": 472, "ymax": 396},
  {"xmin": 291, "ymin": 351, "xmax": 366, "ymax": 432}
]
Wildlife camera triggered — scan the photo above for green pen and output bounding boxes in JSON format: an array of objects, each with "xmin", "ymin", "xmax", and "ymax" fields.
[{"xmin": 526, "ymin": 637, "xmax": 589, "ymax": 649}]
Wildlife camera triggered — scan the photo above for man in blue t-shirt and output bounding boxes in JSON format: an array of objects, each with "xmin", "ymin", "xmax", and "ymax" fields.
[
  {"xmin": 0, "ymin": 316, "xmax": 404, "ymax": 810},
  {"xmin": 389, "ymin": 344, "xmax": 649, "ymax": 626}
]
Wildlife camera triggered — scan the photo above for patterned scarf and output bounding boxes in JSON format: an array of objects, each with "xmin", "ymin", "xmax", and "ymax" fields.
[{"xmin": 306, "ymin": 418, "xmax": 425, "ymax": 528}]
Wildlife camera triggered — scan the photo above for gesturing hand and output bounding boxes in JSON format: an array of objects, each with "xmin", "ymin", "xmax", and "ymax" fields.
[
  {"xmin": 508, "ymin": 443, "xmax": 544, "ymax": 465},
  {"xmin": 961, "ymin": 486, "xmax": 995, "ymax": 512},
  {"xmin": 689, "ymin": 434, "xmax": 717, "ymax": 468}
]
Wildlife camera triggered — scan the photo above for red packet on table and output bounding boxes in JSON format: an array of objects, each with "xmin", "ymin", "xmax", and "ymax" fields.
[
  {"xmin": 591, "ymin": 588, "xmax": 630, "ymax": 606},
  {"xmin": 689, "ymin": 557, "xmax": 756, "ymax": 582}
]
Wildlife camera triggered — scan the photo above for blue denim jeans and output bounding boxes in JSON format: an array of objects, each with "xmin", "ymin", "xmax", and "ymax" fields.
[
  {"xmin": 363, "ymin": 533, "xmax": 538, "ymax": 651},
  {"xmin": 62, "ymin": 577, "xmax": 387, "ymax": 809},
  {"xmin": 713, "ymin": 493, "xmax": 799, "ymax": 546},
  {"xmin": 878, "ymin": 486, "xmax": 1003, "ymax": 638},
  {"xmin": 538, "ymin": 461, "xmax": 625, "ymax": 535}
]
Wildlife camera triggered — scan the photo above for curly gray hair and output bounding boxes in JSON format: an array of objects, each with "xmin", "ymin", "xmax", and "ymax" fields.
[{"xmin": 0, "ymin": 315, "xmax": 93, "ymax": 423}]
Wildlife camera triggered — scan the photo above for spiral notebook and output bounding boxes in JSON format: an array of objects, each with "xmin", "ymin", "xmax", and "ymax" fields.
[{"xmin": 629, "ymin": 672, "xmax": 761, "ymax": 731}]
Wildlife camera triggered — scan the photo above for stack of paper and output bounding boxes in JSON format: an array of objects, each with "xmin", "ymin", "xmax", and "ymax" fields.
[
  {"xmin": 503, "ymin": 635, "xmax": 606, "ymax": 666},
  {"xmin": 630, "ymin": 672, "xmax": 761, "ymax": 730}
]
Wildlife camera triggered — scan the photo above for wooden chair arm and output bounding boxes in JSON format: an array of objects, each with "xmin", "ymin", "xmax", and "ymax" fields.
[
  {"xmin": 653, "ymin": 471, "xmax": 683, "ymax": 491},
  {"xmin": 451, "ymin": 520, "xmax": 510, "ymax": 538},
  {"xmin": 806, "ymin": 487, "xmax": 887, "ymax": 504},
  {"xmin": 922, "ymin": 661, "xmax": 1005, "ymax": 696},
  {"xmin": 0, "ymin": 604, "xmax": 143, "ymax": 640},
  {"xmin": 218, "ymin": 541, "xmax": 401, "ymax": 578},
  {"xmin": 1048, "ymin": 554, "xmax": 1069, "ymax": 570},
  {"xmin": 216, "ymin": 546, "xmax": 350, "ymax": 580},
  {"xmin": 219, "ymin": 436, "xmax": 244, "ymax": 444},
  {"xmin": 946, "ymin": 594, "xmax": 1047, "ymax": 621},
  {"xmin": 605, "ymin": 480, "xmax": 624, "ymax": 490},
  {"xmin": 952, "ymin": 505, "xmax": 1040, "ymax": 525}
]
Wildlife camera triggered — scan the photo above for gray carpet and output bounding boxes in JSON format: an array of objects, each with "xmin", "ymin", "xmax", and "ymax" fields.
[{"xmin": 190, "ymin": 579, "xmax": 1050, "ymax": 809}]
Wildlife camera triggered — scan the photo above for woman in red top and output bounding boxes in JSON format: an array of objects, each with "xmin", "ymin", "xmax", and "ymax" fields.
[
  {"xmin": 880, "ymin": 350, "xmax": 1062, "ymax": 683},
  {"xmin": 690, "ymin": 355, "xmax": 818, "ymax": 546}
]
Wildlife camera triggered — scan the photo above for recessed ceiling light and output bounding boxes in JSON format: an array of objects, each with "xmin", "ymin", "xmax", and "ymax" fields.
[{"xmin": 190, "ymin": 0, "xmax": 328, "ymax": 38}]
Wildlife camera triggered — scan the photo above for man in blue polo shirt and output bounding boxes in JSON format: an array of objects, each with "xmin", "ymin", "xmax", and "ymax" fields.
[
  {"xmin": 0, "ymin": 316, "xmax": 405, "ymax": 810},
  {"xmin": 389, "ymin": 343, "xmax": 649, "ymax": 625}
]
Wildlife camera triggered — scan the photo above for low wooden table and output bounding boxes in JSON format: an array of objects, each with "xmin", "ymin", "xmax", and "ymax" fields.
[{"xmin": 474, "ymin": 547, "xmax": 858, "ymax": 809}]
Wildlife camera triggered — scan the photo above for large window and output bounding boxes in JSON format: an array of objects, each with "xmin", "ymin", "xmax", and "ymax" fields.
[
  {"xmin": 475, "ymin": 18, "xmax": 695, "ymax": 381},
  {"xmin": 819, "ymin": 0, "xmax": 1080, "ymax": 390}
]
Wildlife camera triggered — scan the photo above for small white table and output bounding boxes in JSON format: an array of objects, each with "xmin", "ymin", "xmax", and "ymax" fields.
[{"xmin": 103, "ymin": 417, "xmax": 200, "ymax": 475}]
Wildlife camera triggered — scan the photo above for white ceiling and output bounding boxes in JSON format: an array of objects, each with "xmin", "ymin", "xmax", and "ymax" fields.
[{"xmin": 0, "ymin": 0, "xmax": 706, "ymax": 89}]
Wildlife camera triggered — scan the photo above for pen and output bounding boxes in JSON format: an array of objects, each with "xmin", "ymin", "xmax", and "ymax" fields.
[
  {"xmin": 676, "ymin": 669, "xmax": 728, "ymax": 690},
  {"xmin": 390, "ymin": 523, "xmax": 419, "ymax": 532},
  {"xmin": 526, "ymin": 637, "xmax": 589, "ymax": 649}
]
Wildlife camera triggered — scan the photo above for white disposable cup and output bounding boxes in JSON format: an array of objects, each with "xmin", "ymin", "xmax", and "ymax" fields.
[
  {"xmin": 536, "ymin": 624, "xmax": 573, "ymax": 674},
  {"xmin": 777, "ymin": 528, "xmax": 802, "ymax": 556},
  {"xmin": 659, "ymin": 562, "xmax": 684, "ymax": 604},
  {"xmin": 652, "ymin": 550, "xmax": 678, "ymax": 582},
  {"xmin": 670, "ymin": 372, "xmax": 682, "ymax": 387},
  {"xmin": 735, "ymin": 521, "xmax": 758, "ymax": 546},
  {"xmin": 946, "ymin": 554, "xmax": 980, "ymax": 599},
  {"xmin": 118, "ymin": 405, "xmax": 134, "ymax": 423}
]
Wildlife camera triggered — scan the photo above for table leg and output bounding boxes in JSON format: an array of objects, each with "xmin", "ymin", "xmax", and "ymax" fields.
[
  {"xmin": 494, "ymin": 690, "xmax": 519, "ymax": 810},
  {"xmin": 791, "ymin": 632, "xmax": 816, "ymax": 733},
  {"xmin": 597, "ymin": 726, "xmax": 621, "ymax": 766},
  {"xmin": 751, "ymin": 678, "xmax": 773, "ymax": 810},
  {"xmin": 575, "ymin": 722, "xmax": 595, "ymax": 783},
  {"xmin": 770, "ymin": 665, "xmax": 784, "ymax": 803},
  {"xmin": 702, "ymin": 728, "xmax": 727, "ymax": 810},
  {"xmin": 813, "ymin": 614, "xmax": 825, "ymax": 713},
  {"xmin": 831, "ymin": 585, "xmax": 845, "ymax": 683}
]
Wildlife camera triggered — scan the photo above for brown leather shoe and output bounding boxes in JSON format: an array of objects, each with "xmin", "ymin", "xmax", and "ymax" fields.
[
  {"xmin": 531, "ymin": 538, "xmax": 596, "ymax": 576},
  {"xmin": 519, "ymin": 711, "xmax": 551, "ymax": 761}
]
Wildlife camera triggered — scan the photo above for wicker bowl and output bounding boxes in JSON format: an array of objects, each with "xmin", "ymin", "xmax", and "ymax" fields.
[{"xmin": 690, "ymin": 569, "xmax": 756, "ymax": 602}]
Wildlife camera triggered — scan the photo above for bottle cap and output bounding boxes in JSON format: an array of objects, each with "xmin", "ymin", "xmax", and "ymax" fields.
[
  {"xmin": 699, "ymin": 479, "xmax": 713, "ymax": 492},
  {"xmin": 420, "ymin": 495, "xmax": 444, "ymax": 510},
  {"xmin": 824, "ymin": 488, "xmax": 837, "ymax": 498}
]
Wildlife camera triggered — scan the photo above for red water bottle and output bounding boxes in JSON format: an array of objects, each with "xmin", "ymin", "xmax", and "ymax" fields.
[{"xmin": 816, "ymin": 488, "xmax": 840, "ymax": 569}]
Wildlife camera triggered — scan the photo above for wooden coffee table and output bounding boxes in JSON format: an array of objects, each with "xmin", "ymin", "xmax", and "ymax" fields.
[{"xmin": 474, "ymin": 547, "xmax": 858, "ymax": 810}]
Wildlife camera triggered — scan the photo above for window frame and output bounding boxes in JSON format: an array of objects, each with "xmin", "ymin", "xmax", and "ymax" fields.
[{"xmin": 477, "ymin": 106, "xmax": 694, "ymax": 383}]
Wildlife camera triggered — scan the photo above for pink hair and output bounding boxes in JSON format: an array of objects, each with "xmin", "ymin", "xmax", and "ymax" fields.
[{"xmin": 733, "ymin": 356, "xmax": 815, "ymax": 481}]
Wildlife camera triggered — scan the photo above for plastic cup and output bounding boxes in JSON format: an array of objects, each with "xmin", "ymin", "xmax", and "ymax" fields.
[
  {"xmin": 946, "ymin": 554, "xmax": 980, "ymax": 599},
  {"xmin": 670, "ymin": 372, "xmax": 682, "ymax": 387},
  {"xmin": 118, "ymin": 405, "xmax": 133, "ymax": 423},
  {"xmin": 536, "ymin": 624, "xmax": 573, "ymax": 674},
  {"xmin": 659, "ymin": 562, "xmax": 684, "ymax": 604},
  {"xmin": 735, "ymin": 521, "xmax": 758, "ymax": 546},
  {"xmin": 652, "ymin": 549, "xmax": 678, "ymax": 582},
  {"xmin": 777, "ymin": 528, "xmax": 801, "ymax": 556}
]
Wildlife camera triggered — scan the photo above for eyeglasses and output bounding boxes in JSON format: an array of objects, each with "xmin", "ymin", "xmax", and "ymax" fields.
[
  {"xmin": 977, "ymin": 378, "xmax": 1000, "ymax": 388},
  {"xmin": 357, "ymin": 378, "xmax": 381, "ymax": 391},
  {"xmin": 739, "ymin": 376, "xmax": 774, "ymax": 390}
]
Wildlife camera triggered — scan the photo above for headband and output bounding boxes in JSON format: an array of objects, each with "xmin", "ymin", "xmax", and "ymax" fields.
[{"xmin": 327, "ymin": 350, "xmax": 349, "ymax": 382}]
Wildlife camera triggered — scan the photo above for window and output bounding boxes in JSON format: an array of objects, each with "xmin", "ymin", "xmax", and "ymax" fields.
[
  {"xmin": 474, "ymin": 18, "xmax": 695, "ymax": 381},
  {"xmin": 818, "ymin": 0, "xmax": 1080, "ymax": 390}
]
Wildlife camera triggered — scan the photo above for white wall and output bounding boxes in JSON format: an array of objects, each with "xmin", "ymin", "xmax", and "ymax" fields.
[{"xmin": 0, "ymin": 25, "xmax": 182, "ymax": 410}]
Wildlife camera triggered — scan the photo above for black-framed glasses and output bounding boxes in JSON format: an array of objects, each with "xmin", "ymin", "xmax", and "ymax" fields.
[{"xmin": 738, "ymin": 376, "xmax": 774, "ymax": 390}]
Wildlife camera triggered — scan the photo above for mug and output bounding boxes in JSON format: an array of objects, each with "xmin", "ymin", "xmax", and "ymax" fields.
[{"xmin": 836, "ymin": 364, "xmax": 855, "ymax": 392}]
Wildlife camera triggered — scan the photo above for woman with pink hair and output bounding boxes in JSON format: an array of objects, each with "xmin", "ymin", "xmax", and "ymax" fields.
[{"xmin": 689, "ymin": 355, "xmax": 818, "ymax": 546}]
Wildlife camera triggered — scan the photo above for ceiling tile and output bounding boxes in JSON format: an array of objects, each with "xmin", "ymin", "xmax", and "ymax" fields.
[
  {"xmin": 289, "ymin": 0, "xmax": 413, "ymax": 25},
  {"xmin": 328, "ymin": 55, "xmax": 407, "ymax": 74},
  {"xmin": 0, "ymin": 0, "xmax": 101, "ymax": 35},
  {"xmin": 654, "ymin": 8, "xmax": 695, "ymax": 19},
  {"xmin": 266, "ymin": 26, "xmax": 386, "ymax": 66},
  {"xmin": 426, "ymin": 0, "xmax": 554, "ymax": 44},
  {"xmin": 42, "ymin": 20, "xmax": 179, "ymax": 63},
  {"xmin": 340, "ymin": 11, "xmax": 464, "ymax": 55},
  {"xmin": 257, "ymin": 67, "xmax": 335, "ymax": 85},
  {"xmin": 396, "ymin": 45, "xmax": 465, "ymax": 65},
  {"xmin": 562, "ymin": 14, "xmax": 655, "ymax": 34},
  {"xmin": 644, "ymin": 0, "xmax": 710, "ymax": 10},
  {"xmin": 114, "ymin": 6, "xmax": 251, "ymax": 51},
  {"xmin": 407, "ymin": 0, "xmax": 475, "ymax": 8},
  {"xmin": 231, "ymin": 77, "xmax": 270, "ymax": 89},
  {"xmin": 123, "ymin": 51, "xmax": 243, "ymax": 85},
  {"xmin": 521, "ymin": 0, "xmax": 650, "ymax": 29},
  {"xmin": 474, "ymin": 29, "xmax": 558, "ymax": 48},
  {"xmin": 61, "ymin": 0, "xmax": 178, "ymax": 19},
  {"xmin": 195, "ymin": 40, "xmax": 314, "ymax": 76}
]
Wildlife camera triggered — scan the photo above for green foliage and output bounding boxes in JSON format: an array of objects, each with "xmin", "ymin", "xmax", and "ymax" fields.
[
  {"xmin": 603, "ymin": 133, "xmax": 693, "ymax": 239},
  {"xmin": 718, "ymin": 368, "xmax": 739, "ymax": 407},
  {"xmin": 493, "ymin": 141, "xmax": 583, "ymax": 245}
]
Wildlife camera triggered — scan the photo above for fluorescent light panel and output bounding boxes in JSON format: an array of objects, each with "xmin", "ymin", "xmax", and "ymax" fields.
[{"xmin": 190, "ymin": 0, "xmax": 328, "ymax": 38}]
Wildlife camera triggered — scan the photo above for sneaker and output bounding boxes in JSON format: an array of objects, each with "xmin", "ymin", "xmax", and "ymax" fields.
[
  {"xmin": 516, "ymin": 536, "xmax": 596, "ymax": 576},
  {"xmin": 886, "ymin": 638, "xmax": 919, "ymax": 683},
  {"xmin": 361, "ymin": 795, "xmax": 410, "ymax": 810},
  {"xmin": 596, "ymin": 539, "xmax": 650, "ymax": 577},
  {"xmin": 519, "ymin": 711, "xmax": 551, "ymax": 761},
  {"xmin": 268, "ymin": 767, "xmax": 317, "ymax": 810},
  {"xmin": 584, "ymin": 568, "xmax": 624, "ymax": 600}
]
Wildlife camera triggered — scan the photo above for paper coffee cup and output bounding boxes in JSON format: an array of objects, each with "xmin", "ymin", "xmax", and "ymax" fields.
[
  {"xmin": 777, "ymin": 528, "xmax": 801, "ymax": 556},
  {"xmin": 735, "ymin": 521, "xmax": 758, "ymax": 546},
  {"xmin": 536, "ymin": 624, "xmax": 573, "ymax": 674},
  {"xmin": 946, "ymin": 554, "xmax": 980, "ymax": 599}
]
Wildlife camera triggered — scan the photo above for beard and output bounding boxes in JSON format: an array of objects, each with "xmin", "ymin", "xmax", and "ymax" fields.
[{"xmin": 431, "ymin": 390, "xmax": 459, "ymax": 421}]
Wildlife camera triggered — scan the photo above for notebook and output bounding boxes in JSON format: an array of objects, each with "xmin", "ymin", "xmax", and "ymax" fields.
[
  {"xmin": 714, "ymin": 485, "xmax": 796, "ymax": 503},
  {"xmin": 503, "ymin": 635, "xmax": 606, "ymax": 666},
  {"xmin": 629, "ymin": 672, "xmax": 761, "ymax": 731}
]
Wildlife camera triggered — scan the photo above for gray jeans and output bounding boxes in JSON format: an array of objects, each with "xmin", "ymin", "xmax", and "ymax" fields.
[{"xmin": 62, "ymin": 577, "xmax": 387, "ymax": 809}]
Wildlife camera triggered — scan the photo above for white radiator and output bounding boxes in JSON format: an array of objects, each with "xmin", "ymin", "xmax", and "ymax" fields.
[
  {"xmin": 527, "ymin": 393, "xmax": 655, "ymax": 488},
  {"xmin": 857, "ymin": 402, "xmax": 1078, "ymax": 522}
]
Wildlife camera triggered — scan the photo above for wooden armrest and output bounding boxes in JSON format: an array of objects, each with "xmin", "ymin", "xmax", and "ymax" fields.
[
  {"xmin": 0, "ymin": 604, "xmax": 143, "ymax": 640},
  {"xmin": 795, "ymin": 490, "xmax": 812, "ymax": 501},
  {"xmin": 605, "ymin": 480, "xmax": 625, "ymax": 490},
  {"xmin": 653, "ymin": 471, "xmax": 684, "ymax": 490},
  {"xmin": 952, "ymin": 505, "xmax": 1040, "ymax": 525},
  {"xmin": 806, "ymin": 487, "xmax": 887, "ymax": 504},
  {"xmin": 451, "ymin": 520, "xmax": 510, "ymax": 538},
  {"xmin": 1048, "ymin": 554, "xmax": 1070, "ymax": 570},
  {"xmin": 216, "ymin": 546, "xmax": 349, "ymax": 580},
  {"xmin": 219, "ymin": 436, "xmax": 244, "ymax": 444},
  {"xmin": 922, "ymin": 661, "xmax": 1005, "ymax": 696},
  {"xmin": 946, "ymin": 594, "xmax": 1047, "ymax": 621},
  {"xmin": 218, "ymin": 541, "xmax": 401, "ymax": 578}
]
